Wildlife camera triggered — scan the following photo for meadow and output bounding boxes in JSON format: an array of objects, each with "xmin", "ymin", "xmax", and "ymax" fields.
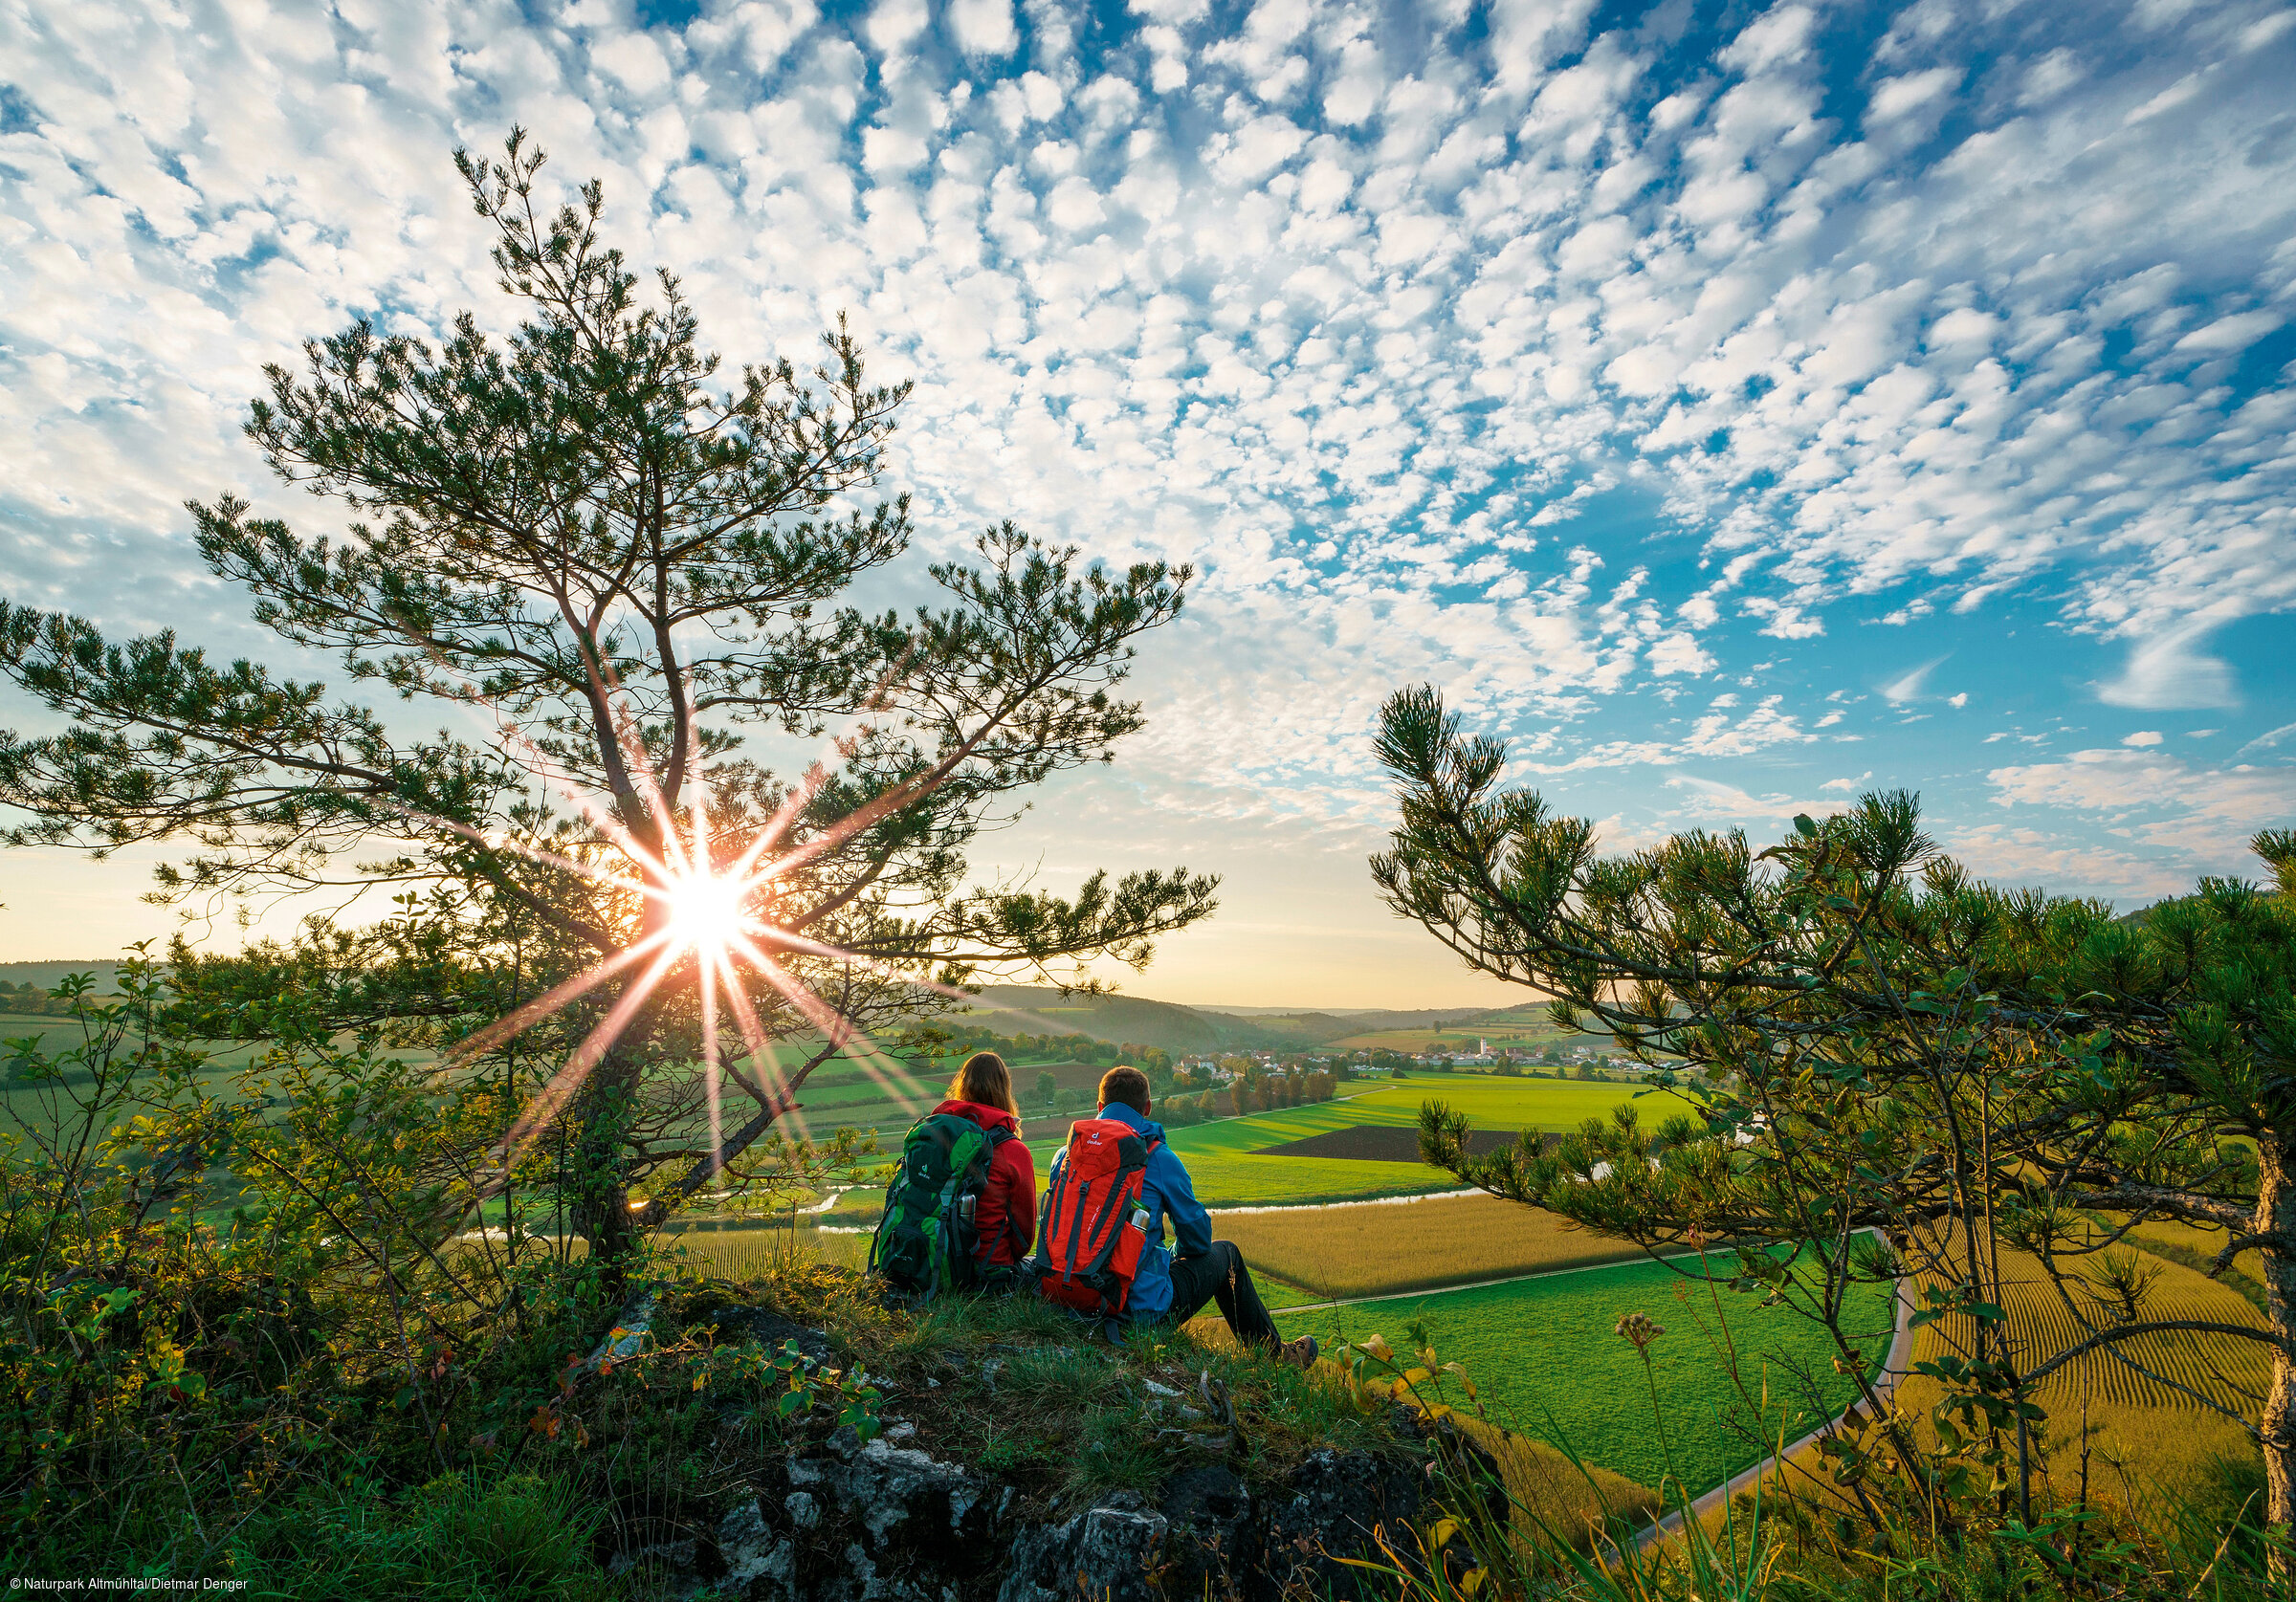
[
  {"xmin": 0, "ymin": 1010, "xmax": 372, "ymax": 1145},
  {"xmin": 1273, "ymin": 1255, "xmax": 1900, "ymax": 1498}
]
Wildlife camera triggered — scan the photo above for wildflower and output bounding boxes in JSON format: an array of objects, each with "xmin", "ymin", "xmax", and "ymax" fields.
[{"xmin": 1615, "ymin": 1311, "xmax": 1665, "ymax": 1350}]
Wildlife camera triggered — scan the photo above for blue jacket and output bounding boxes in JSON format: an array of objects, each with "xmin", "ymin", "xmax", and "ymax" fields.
[{"xmin": 1055, "ymin": 1102, "xmax": 1210, "ymax": 1321}]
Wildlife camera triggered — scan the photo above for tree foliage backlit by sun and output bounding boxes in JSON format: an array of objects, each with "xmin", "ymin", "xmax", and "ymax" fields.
[{"xmin": 0, "ymin": 130, "xmax": 1217, "ymax": 1270}]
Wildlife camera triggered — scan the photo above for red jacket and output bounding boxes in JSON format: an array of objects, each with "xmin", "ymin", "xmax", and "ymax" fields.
[{"xmin": 935, "ymin": 1099, "xmax": 1037, "ymax": 1266}]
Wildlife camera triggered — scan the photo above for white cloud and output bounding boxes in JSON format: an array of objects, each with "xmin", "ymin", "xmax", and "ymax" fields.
[
  {"xmin": 1646, "ymin": 631, "xmax": 1717, "ymax": 676},
  {"xmin": 2018, "ymin": 49, "xmax": 2086, "ymax": 108},
  {"xmin": 866, "ymin": 0, "xmax": 929, "ymax": 52},
  {"xmin": 1719, "ymin": 5, "xmax": 1816, "ymax": 73},
  {"xmin": 1946, "ymin": 824, "xmax": 2190, "ymax": 901},
  {"xmin": 1881, "ymin": 658, "xmax": 1946, "ymax": 703},
  {"xmin": 1665, "ymin": 775, "xmax": 1843, "ymax": 827},
  {"xmin": 2122, "ymin": 730, "xmax": 2164, "ymax": 746},
  {"xmin": 948, "ymin": 0, "xmax": 1018, "ymax": 56},
  {"xmin": 1987, "ymin": 749, "xmax": 2294, "ymax": 866},
  {"xmin": 1683, "ymin": 694, "xmax": 1814, "ymax": 757},
  {"xmin": 1210, "ymin": 114, "xmax": 1308, "ymax": 183},
  {"xmin": 2173, "ymin": 310, "xmax": 2283, "ymax": 353},
  {"xmin": 593, "ymin": 32, "xmax": 673, "ymax": 95},
  {"xmin": 1128, "ymin": 0, "xmax": 1208, "ymax": 24},
  {"xmin": 1868, "ymin": 67, "xmax": 1958, "ymax": 121},
  {"xmin": 2238, "ymin": 721, "xmax": 2296, "ymax": 757},
  {"xmin": 2097, "ymin": 626, "xmax": 2240, "ymax": 710}
]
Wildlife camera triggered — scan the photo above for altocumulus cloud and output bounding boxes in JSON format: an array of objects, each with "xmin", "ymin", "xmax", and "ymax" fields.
[{"xmin": 0, "ymin": 0, "xmax": 2292, "ymax": 933}]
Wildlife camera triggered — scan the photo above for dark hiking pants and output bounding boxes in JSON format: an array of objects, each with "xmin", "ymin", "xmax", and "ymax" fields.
[{"xmin": 1163, "ymin": 1240, "xmax": 1280, "ymax": 1350}]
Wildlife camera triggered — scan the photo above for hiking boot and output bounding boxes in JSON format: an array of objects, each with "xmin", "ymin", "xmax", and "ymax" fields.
[{"xmin": 1277, "ymin": 1335, "xmax": 1319, "ymax": 1369}]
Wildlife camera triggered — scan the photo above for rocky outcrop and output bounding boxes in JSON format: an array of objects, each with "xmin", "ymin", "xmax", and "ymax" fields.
[
  {"xmin": 667, "ymin": 1418, "xmax": 1474, "ymax": 1602},
  {"xmin": 1000, "ymin": 1490, "xmax": 1168, "ymax": 1602},
  {"xmin": 708, "ymin": 1427, "xmax": 1011, "ymax": 1602},
  {"xmin": 1157, "ymin": 1464, "xmax": 1259, "ymax": 1598},
  {"xmin": 634, "ymin": 1308, "xmax": 1496, "ymax": 1602},
  {"xmin": 1256, "ymin": 1445, "xmax": 1424, "ymax": 1600}
]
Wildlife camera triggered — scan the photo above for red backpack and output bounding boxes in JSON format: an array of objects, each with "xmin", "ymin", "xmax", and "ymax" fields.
[{"xmin": 1028, "ymin": 1117, "xmax": 1159, "ymax": 1316}]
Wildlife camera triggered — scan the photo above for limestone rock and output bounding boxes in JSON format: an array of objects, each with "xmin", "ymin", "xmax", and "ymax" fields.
[{"xmin": 997, "ymin": 1492, "xmax": 1168, "ymax": 1602}]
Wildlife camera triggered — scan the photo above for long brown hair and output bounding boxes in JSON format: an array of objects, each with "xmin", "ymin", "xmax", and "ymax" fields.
[{"xmin": 949, "ymin": 1050, "xmax": 1017, "ymax": 1115}]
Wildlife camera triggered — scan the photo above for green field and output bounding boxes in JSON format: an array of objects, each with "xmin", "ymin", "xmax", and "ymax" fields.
[
  {"xmin": 0, "ymin": 1012, "xmax": 315, "ymax": 1146},
  {"xmin": 1274, "ymin": 1256, "xmax": 1897, "ymax": 1497},
  {"xmin": 1341, "ymin": 1072, "xmax": 1692, "ymax": 1130},
  {"xmin": 1003, "ymin": 1074, "xmax": 1701, "ymax": 1207}
]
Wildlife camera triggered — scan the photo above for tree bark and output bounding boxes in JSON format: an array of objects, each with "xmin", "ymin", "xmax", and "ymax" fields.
[
  {"xmin": 2258, "ymin": 1131, "xmax": 2296, "ymax": 1569},
  {"xmin": 569, "ymin": 1047, "xmax": 646, "ymax": 1296}
]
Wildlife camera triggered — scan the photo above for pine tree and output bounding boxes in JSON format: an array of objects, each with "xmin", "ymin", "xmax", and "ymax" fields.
[
  {"xmin": 1374, "ymin": 682, "xmax": 2296, "ymax": 1549},
  {"xmin": 0, "ymin": 132, "xmax": 1215, "ymax": 1272}
]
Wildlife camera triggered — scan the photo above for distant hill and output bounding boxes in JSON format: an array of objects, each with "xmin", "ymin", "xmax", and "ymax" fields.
[
  {"xmin": 0, "ymin": 960, "xmax": 121, "ymax": 993},
  {"xmin": 2115, "ymin": 896, "xmax": 2190, "ymax": 929},
  {"xmin": 957, "ymin": 986, "xmax": 1244, "ymax": 1052},
  {"xmin": 1323, "ymin": 1002, "xmax": 1552, "ymax": 1034},
  {"xmin": 946, "ymin": 986, "xmax": 1556, "ymax": 1054}
]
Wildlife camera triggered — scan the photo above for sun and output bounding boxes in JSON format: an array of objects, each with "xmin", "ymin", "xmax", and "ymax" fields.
[{"xmin": 666, "ymin": 872, "xmax": 751, "ymax": 953}]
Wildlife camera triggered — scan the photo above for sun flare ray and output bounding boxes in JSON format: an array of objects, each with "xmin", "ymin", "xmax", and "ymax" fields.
[{"xmin": 495, "ymin": 937, "xmax": 688, "ymax": 1172}]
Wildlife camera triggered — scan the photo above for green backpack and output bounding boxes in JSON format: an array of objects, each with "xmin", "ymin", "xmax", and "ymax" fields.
[{"xmin": 868, "ymin": 1112, "xmax": 1011, "ymax": 1300}]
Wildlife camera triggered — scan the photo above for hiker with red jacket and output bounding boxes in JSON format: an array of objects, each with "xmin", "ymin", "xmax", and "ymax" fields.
[
  {"xmin": 1039, "ymin": 1065, "xmax": 1316, "ymax": 1366},
  {"xmin": 933, "ymin": 1050, "xmax": 1037, "ymax": 1276}
]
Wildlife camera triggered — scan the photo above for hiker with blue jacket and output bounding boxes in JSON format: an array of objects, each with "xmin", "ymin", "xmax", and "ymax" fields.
[{"xmin": 1066, "ymin": 1066, "xmax": 1318, "ymax": 1367}]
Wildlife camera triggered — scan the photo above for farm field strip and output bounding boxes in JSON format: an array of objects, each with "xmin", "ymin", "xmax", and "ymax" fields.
[
  {"xmin": 1210, "ymin": 1192, "xmax": 1654, "ymax": 1300},
  {"xmin": 1269, "ymin": 1252, "xmax": 1689, "ymax": 1314},
  {"xmin": 1698, "ymin": 1237, "xmax": 2269, "ymax": 1533},
  {"xmin": 1206, "ymin": 1189, "xmax": 1478, "ymax": 1216},
  {"xmin": 1274, "ymin": 1253, "xmax": 1898, "ymax": 1498},
  {"xmin": 1138, "ymin": 1078, "xmax": 1696, "ymax": 1207},
  {"xmin": 1909, "ymin": 1246, "xmax": 2268, "ymax": 1415}
]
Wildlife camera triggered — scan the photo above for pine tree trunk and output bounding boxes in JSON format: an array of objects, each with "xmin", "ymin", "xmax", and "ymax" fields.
[
  {"xmin": 2258, "ymin": 1133, "xmax": 2296, "ymax": 1569},
  {"xmin": 570, "ymin": 887, "xmax": 674, "ymax": 1298},
  {"xmin": 570, "ymin": 1049, "xmax": 646, "ymax": 1297}
]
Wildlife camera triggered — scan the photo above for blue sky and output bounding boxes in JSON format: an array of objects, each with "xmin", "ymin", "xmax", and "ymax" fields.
[{"xmin": 1, "ymin": 0, "xmax": 2292, "ymax": 1005}]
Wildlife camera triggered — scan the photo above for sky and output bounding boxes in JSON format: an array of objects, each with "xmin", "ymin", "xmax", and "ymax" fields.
[{"xmin": 1, "ymin": 0, "xmax": 2292, "ymax": 1009}]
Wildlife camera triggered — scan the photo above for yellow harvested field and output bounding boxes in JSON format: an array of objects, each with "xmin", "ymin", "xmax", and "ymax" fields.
[
  {"xmin": 1908, "ymin": 1244, "xmax": 2267, "ymax": 1416},
  {"xmin": 1698, "ymin": 1240, "xmax": 2268, "ymax": 1537},
  {"xmin": 1209, "ymin": 1193, "xmax": 1646, "ymax": 1300},
  {"xmin": 2124, "ymin": 1218, "xmax": 2267, "ymax": 1306}
]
